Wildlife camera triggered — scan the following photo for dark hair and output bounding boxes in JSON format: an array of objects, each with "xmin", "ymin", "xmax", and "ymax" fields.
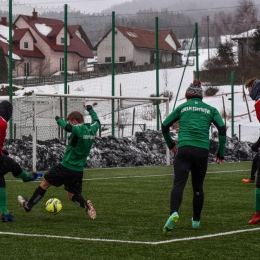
[
  {"xmin": 66, "ymin": 111, "xmax": 84, "ymax": 123},
  {"xmin": 245, "ymin": 77, "xmax": 256, "ymax": 88}
]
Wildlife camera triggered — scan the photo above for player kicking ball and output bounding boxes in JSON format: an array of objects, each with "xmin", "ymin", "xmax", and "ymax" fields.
[{"xmin": 18, "ymin": 105, "xmax": 100, "ymax": 219}]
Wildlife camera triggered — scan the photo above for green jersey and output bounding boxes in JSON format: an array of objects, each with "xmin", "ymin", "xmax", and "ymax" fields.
[
  {"xmin": 162, "ymin": 98, "xmax": 226, "ymax": 158},
  {"xmin": 57, "ymin": 109, "xmax": 100, "ymax": 171}
]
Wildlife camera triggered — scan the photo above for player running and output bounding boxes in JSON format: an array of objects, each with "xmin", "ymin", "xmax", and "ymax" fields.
[{"xmin": 161, "ymin": 79, "xmax": 226, "ymax": 233}]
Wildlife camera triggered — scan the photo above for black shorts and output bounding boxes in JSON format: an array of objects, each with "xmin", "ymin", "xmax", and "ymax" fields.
[{"xmin": 44, "ymin": 164, "xmax": 83, "ymax": 195}]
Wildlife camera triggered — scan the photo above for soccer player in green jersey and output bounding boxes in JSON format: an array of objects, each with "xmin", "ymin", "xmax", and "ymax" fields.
[
  {"xmin": 162, "ymin": 79, "xmax": 226, "ymax": 233},
  {"xmin": 18, "ymin": 105, "xmax": 100, "ymax": 219}
]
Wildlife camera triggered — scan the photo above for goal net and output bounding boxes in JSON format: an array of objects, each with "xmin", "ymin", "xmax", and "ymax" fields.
[{"xmin": 31, "ymin": 93, "xmax": 170, "ymax": 171}]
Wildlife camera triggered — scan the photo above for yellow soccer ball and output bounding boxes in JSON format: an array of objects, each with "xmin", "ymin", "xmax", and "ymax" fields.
[{"xmin": 45, "ymin": 198, "xmax": 62, "ymax": 215}]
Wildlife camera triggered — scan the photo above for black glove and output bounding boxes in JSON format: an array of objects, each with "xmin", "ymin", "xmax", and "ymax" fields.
[
  {"xmin": 85, "ymin": 105, "xmax": 93, "ymax": 111},
  {"xmin": 55, "ymin": 116, "xmax": 60, "ymax": 121},
  {"xmin": 2, "ymin": 149, "xmax": 9, "ymax": 156}
]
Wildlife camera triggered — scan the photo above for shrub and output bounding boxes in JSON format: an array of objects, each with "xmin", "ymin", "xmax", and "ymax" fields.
[
  {"xmin": 141, "ymin": 104, "xmax": 156, "ymax": 120},
  {"xmin": 203, "ymin": 86, "xmax": 219, "ymax": 96},
  {"xmin": 162, "ymin": 89, "xmax": 173, "ymax": 102},
  {"xmin": 0, "ymin": 47, "xmax": 8, "ymax": 83}
]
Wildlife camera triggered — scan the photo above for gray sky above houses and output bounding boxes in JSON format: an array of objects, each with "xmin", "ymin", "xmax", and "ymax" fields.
[{"xmin": 19, "ymin": 0, "xmax": 131, "ymax": 14}]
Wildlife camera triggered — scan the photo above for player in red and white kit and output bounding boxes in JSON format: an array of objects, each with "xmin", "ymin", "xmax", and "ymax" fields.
[
  {"xmin": 245, "ymin": 78, "xmax": 260, "ymax": 224},
  {"xmin": 0, "ymin": 100, "xmax": 42, "ymax": 222}
]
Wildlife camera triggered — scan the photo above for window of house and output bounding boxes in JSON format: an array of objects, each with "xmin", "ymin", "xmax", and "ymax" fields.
[
  {"xmin": 119, "ymin": 56, "xmax": 126, "ymax": 62},
  {"xmin": 61, "ymin": 37, "xmax": 64, "ymax": 44},
  {"xmin": 24, "ymin": 62, "xmax": 30, "ymax": 76},
  {"xmin": 105, "ymin": 57, "xmax": 111, "ymax": 62},
  {"xmin": 12, "ymin": 61, "xmax": 15, "ymax": 70},
  {"xmin": 81, "ymin": 59, "xmax": 85, "ymax": 68},
  {"xmin": 60, "ymin": 57, "xmax": 64, "ymax": 71},
  {"xmin": 24, "ymin": 42, "xmax": 29, "ymax": 49}
]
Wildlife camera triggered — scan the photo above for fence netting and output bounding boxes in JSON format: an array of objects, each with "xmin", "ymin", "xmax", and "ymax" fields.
[{"xmin": 7, "ymin": 96, "xmax": 168, "ymax": 140}]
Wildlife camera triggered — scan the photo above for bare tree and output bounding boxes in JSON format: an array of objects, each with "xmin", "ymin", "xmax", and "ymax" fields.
[
  {"xmin": 219, "ymin": 11, "xmax": 238, "ymax": 42},
  {"xmin": 37, "ymin": 57, "xmax": 51, "ymax": 77},
  {"xmin": 28, "ymin": 57, "xmax": 51, "ymax": 77},
  {"xmin": 235, "ymin": 0, "xmax": 258, "ymax": 54}
]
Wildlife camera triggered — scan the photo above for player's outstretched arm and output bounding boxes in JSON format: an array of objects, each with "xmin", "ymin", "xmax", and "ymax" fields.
[{"xmin": 83, "ymin": 105, "xmax": 100, "ymax": 134}]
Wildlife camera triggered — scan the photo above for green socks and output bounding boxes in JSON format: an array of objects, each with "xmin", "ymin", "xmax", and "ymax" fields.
[
  {"xmin": 0, "ymin": 187, "xmax": 9, "ymax": 215},
  {"xmin": 14, "ymin": 170, "xmax": 31, "ymax": 181},
  {"xmin": 255, "ymin": 187, "xmax": 260, "ymax": 213}
]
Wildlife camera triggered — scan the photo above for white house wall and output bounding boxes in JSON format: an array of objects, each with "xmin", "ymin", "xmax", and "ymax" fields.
[
  {"xmin": 56, "ymin": 28, "xmax": 70, "ymax": 45},
  {"xmin": 133, "ymin": 47, "xmax": 150, "ymax": 65},
  {"xmin": 165, "ymin": 35, "xmax": 177, "ymax": 50},
  {"xmin": 98, "ymin": 30, "xmax": 135, "ymax": 63},
  {"xmin": 20, "ymin": 31, "xmax": 34, "ymax": 50},
  {"xmin": 75, "ymin": 30, "xmax": 86, "ymax": 43}
]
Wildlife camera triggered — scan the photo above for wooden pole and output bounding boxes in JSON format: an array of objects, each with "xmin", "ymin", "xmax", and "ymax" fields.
[{"xmin": 243, "ymin": 85, "xmax": 252, "ymax": 122}]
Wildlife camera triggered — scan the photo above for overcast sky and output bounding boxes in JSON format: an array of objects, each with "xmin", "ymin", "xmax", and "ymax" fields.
[{"xmin": 19, "ymin": 0, "xmax": 131, "ymax": 13}]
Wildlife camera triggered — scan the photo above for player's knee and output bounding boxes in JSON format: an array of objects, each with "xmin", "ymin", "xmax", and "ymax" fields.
[
  {"xmin": 40, "ymin": 179, "xmax": 51, "ymax": 190},
  {"xmin": 67, "ymin": 192, "xmax": 73, "ymax": 200}
]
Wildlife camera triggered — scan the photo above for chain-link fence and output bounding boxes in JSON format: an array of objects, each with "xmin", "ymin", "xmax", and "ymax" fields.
[{"xmin": 6, "ymin": 94, "xmax": 169, "ymax": 141}]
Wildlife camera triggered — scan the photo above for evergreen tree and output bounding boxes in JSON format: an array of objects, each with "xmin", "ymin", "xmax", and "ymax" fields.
[
  {"xmin": 250, "ymin": 27, "xmax": 260, "ymax": 52},
  {"xmin": 0, "ymin": 47, "xmax": 8, "ymax": 83},
  {"xmin": 217, "ymin": 40, "xmax": 236, "ymax": 66}
]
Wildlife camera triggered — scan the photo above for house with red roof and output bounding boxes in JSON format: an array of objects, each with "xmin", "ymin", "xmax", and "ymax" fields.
[
  {"xmin": 95, "ymin": 25, "xmax": 182, "ymax": 68},
  {"xmin": 0, "ymin": 10, "xmax": 93, "ymax": 77}
]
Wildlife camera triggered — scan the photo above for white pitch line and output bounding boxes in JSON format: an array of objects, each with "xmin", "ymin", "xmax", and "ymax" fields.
[
  {"xmin": 0, "ymin": 228, "xmax": 260, "ymax": 245},
  {"xmin": 83, "ymin": 170, "xmax": 248, "ymax": 181},
  {"xmin": 153, "ymin": 227, "xmax": 260, "ymax": 245},
  {"xmin": 84, "ymin": 174, "xmax": 173, "ymax": 181},
  {"xmin": 5, "ymin": 169, "xmax": 249, "ymax": 182},
  {"xmin": 84, "ymin": 169, "xmax": 249, "ymax": 181}
]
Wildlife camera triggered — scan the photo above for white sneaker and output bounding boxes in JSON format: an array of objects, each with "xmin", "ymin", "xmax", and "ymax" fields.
[
  {"xmin": 86, "ymin": 200, "xmax": 96, "ymax": 219},
  {"xmin": 18, "ymin": 195, "xmax": 31, "ymax": 212}
]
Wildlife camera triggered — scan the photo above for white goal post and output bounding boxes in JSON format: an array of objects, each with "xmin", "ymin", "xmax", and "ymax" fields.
[{"xmin": 32, "ymin": 93, "xmax": 170, "ymax": 171}]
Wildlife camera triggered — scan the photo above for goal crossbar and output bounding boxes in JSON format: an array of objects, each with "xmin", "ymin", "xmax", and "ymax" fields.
[{"xmin": 35, "ymin": 93, "xmax": 170, "ymax": 101}]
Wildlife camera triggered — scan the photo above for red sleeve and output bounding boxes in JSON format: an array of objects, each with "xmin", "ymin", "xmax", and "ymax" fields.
[{"xmin": 0, "ymin": 117, "xmax": 7, "ymax": 154}]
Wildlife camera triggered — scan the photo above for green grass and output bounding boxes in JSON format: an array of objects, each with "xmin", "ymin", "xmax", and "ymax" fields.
[{"xmin": 1, "ymin": 162, "xmax": 260, "ymax": 260}]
